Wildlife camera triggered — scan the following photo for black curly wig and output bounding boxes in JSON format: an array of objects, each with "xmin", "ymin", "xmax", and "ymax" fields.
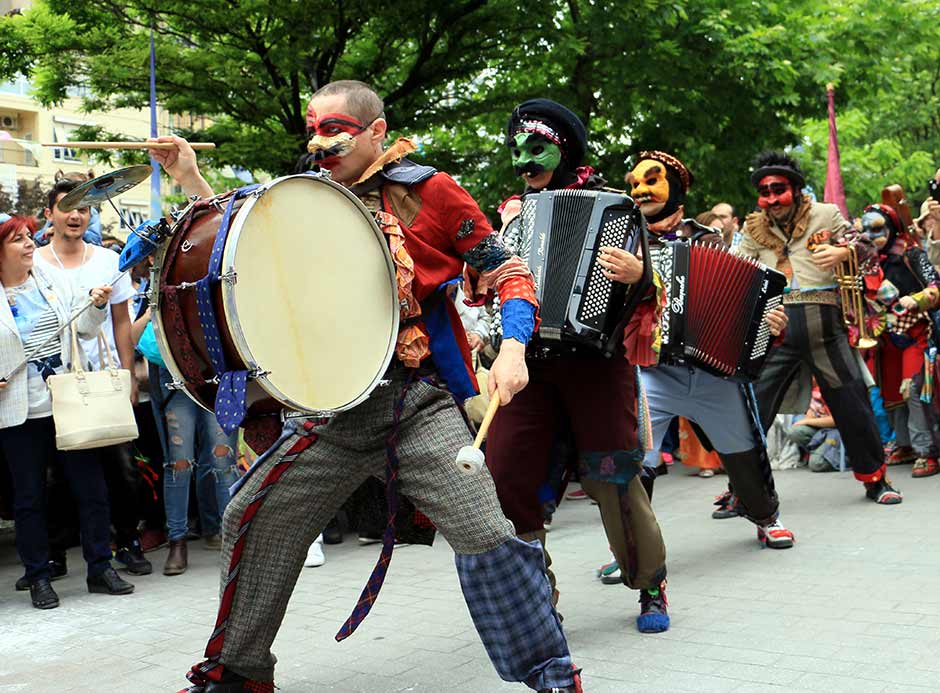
[{"xmin": 750, "ymin": 150, "xmax": 806, "ymax": 189}]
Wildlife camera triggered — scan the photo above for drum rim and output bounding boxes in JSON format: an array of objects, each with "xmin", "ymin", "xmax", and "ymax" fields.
[
  {"xmin": 149, "ymin": 225, "xmax": 215, "ymax": 414},
  {"xmin": 220, "ymin": 173, "xmax": 401, "ymax": 415}
]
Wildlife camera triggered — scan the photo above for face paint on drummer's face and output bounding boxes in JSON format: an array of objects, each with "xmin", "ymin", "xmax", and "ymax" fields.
[
  {"xmin": 757, "ymin": 175, "xmax": 796, "ymax": 221},
  {"xmin": 510, "ymin": 133, "xmax": 562, "ymax": 189},
  {"xmin": 627, "ymin": 159, "xmax": 670, "ymax": 217},
  {"xmin": 306, "ymin": 105, "xmax": 368, "ymax": 162},
  {"xmin": 861, "ymin": 210, "xmax": 891, "ymax": 249}
]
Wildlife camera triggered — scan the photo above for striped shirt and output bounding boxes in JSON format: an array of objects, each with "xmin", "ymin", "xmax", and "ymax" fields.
[{"xmin": 5, "ymin": 277, "xmax": 63, "ymax": 418}]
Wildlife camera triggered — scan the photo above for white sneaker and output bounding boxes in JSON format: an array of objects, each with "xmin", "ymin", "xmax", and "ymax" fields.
[
  {"xmin": 304, "ymin": 535, "xmax": 325, "ymax": 567},
  {"xmin": 757, "ymin": 519, "xmax": 795, "ymax": 549}
]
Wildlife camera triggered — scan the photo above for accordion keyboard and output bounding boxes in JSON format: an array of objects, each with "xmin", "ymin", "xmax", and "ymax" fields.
[
  {"xmin": 577, "ymin": 210, "xmax": 636, "ymax": 328},
  {"xmin": 750, "ymin": 293, "xmax": 782, "ymax": 361}
]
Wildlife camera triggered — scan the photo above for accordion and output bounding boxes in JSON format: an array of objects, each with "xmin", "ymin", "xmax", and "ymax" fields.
[
  {"xmin": 510, "ymin": 189, "xmax": 652, "ymax": 354},
  {"xmin": 658, "ymin": 241, "xmax": 786, "ymax": 380}
]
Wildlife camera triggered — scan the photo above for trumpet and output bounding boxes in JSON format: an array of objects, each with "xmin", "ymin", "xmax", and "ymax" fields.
[{"xmin": 835, "ymin": 244, "xmax": 878, "ymax": 349}]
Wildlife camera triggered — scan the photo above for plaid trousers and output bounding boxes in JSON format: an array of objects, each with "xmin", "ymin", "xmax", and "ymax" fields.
[{"xmin": 209, "ymin": 372, "xmax": 575, "ymax": 689}]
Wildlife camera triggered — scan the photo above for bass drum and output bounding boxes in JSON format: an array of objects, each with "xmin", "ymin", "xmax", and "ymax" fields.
[{"xmin": 151, "ymin": 174, "xmax": 399, "ymax": 418}]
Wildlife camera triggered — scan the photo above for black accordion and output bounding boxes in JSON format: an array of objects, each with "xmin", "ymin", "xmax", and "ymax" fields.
[
  {"xmin": 511, "ymin": 189, "xmax": 652, "ymax": 354},
  {"xmin": 658, "ymin": 241, "xmax": 786, "ymax": 380}
]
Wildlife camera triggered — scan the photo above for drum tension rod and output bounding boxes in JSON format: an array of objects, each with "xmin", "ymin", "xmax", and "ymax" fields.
[
  {"xmin": 170, "ymin": 270, "xmax": 236, "ymax": 291},
  {"xmin": 170, "ymin": 196, "xmax": 203, "ymax": 222},
  {"xmin": 172, "ymin": 280, "xmax": 200, "ymax": 290},
  {"xmin": 282, "ymin": 410, "xmax": 335, "ymax": 423}
]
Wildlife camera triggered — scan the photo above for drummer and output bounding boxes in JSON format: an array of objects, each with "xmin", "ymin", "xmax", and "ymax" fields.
[{"xmin": 149, "ymin": 80, "xmax": 582, "ymax": 693}]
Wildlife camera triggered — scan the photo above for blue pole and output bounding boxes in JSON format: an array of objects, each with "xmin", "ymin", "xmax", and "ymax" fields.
[{"xmin": 149, "ymin": 26, "xmax": 161, "ymax": 221}]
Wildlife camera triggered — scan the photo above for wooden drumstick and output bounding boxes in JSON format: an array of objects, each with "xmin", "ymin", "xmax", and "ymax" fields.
[
  {"xmin": 41, "ymin": 141, "xmax": 216, "ymax": 150},
  {"xmin": 455, "ymin": 389, "xmax": 501, "ymax": 475},
  {"xmin": 473, "ymin": 389, "xmax": 502, "ymax": 448}
]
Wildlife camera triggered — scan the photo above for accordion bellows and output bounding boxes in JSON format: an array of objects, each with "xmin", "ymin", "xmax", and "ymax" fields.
[
  {"xmin": 510, "ymin": 189, "xmax": 651, "ymax": 354},
  {"xmin": 658, "ymin": 242, "xmax": 786, "ymax": 380}
]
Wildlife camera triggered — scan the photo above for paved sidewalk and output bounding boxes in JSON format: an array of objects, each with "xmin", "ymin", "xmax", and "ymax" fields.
[{"xmin": 1, "ymin": 466, "xmax": 939, "ymax": 692}]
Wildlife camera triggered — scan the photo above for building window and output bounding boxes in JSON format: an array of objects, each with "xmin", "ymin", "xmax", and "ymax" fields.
[
  {"xmin": 52, "ymin": 121, "xmax": 83, "ymax": 162},
  {"xmin": 0, "ymin": 76, "xmax": 30, "ymax": 96}
]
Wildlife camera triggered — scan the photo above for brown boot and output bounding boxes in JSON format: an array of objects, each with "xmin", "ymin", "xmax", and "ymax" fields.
[{"xmin": 163, "ymin": 539, "xmax": 188, "ymax": 576}]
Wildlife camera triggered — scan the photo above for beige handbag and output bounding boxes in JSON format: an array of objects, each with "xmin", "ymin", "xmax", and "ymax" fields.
[{"xmin": 47, "ymin": 328, "xmax": 139, "ymax": 450}]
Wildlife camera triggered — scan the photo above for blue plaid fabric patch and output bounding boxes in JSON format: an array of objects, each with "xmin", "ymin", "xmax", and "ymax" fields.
[{"xmin": 455, "ymin": 537, "xmax": 575, "ymax": 690}]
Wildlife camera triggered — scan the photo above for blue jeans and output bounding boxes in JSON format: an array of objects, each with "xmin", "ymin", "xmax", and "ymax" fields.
[{"xmin": 160, "ymin": 369, "xmax": 240, "ymax": 541}]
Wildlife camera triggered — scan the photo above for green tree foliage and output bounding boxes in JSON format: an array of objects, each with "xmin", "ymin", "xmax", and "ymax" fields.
[
  {"xmin": 0, "ymin": 177, "xmax": 47, "ymax": 219},
  {"xmin": 1, "ymin": 0, "xmax": 548, "ymax": 179},
  {"xmin": 792, "ymin": 0, "xmax": 940, "ymax": 215},
  {"xmin": 1, "ymin": 0, "xmax": 936, "ymax": 217}
]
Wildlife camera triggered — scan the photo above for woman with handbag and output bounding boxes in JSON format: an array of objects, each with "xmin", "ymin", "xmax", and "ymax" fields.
[{"xmin": 0, "ymin": 213, "xmax": 134, "ymax": 609}]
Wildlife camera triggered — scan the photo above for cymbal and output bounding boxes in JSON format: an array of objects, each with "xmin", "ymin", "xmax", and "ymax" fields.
[{"xmin": 57, "ymin": 165, "xmax": 153, "ymax": 211}]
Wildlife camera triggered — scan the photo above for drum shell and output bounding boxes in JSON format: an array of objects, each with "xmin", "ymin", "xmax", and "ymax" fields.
[
  {"xmin": 151, "ymin": 174, "xmax": 400, "ymax": 419},
  {"xmin": 153, "ymin": 200, "xmax": 278, "ymax": 417}
]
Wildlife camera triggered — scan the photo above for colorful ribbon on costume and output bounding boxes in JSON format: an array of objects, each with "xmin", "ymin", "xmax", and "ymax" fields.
[
  {"xmin": 134, "ymin": 450, "xmax": 160, "ymax": 502},
  {"xmin": 922, "ymin": 347, "xmax": 936, "ymax": 404},
  {"xmin": 374, "ymin": 210, "xmax": 429, "ymax": 367}
]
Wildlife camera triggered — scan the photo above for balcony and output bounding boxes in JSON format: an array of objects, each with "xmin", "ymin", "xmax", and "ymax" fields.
[{"xmin": 0, "ymin": 139, "xmax": 39, "ymax": 167}]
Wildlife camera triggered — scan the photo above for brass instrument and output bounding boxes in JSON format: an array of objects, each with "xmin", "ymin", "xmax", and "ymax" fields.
[{"xmin": 835, "ymin": 244, "xmax": 878, "ymax": 349}]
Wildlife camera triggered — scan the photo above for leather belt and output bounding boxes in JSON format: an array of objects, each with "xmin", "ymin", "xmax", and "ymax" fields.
[{"xmin": 783, "ymin": 289, "xmax": 839, "ymax": 306}]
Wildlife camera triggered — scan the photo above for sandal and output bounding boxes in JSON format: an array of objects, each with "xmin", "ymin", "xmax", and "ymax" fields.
[
  {"xmin": 864, "ymin": 479, "xmax": 903, "ymax": 504},
  {"xmin": 912, "ymin": 457, "xmax": 940, "ymax": 478},
  {"xmin": 886, "ymin": 445, "xmax": 917, "ymax": 465}
]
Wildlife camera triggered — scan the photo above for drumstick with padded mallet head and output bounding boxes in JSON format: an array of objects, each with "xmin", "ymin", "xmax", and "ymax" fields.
[{"xmin": 455, "ymin": 389, "xmax": 502, "ymax": 475}]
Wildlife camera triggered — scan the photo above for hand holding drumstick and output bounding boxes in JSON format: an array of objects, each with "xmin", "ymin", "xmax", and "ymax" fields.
[
  {"xmin": 146, "ymin": 135, "xmax": 215, "ymax": 199},
  {"xmin": 455, "ymin": 390, "xmax": 501, "ymax": 475}
]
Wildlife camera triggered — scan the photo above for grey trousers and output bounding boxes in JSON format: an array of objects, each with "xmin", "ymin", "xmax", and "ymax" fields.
[
  {"xmin": 641, "ymin": 364, "xmax": 757, "ymax": 467},
  {"xmin": 889, "ymin": 373, "xmax": 940, "ymax": 457},
  {"xmin": 210, "ymin": 373, "xmax": 572, "ymax": 688}
]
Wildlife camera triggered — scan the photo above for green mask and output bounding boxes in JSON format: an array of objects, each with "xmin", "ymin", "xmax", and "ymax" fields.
[{"xmin": 510, "ymin": 133, "xmax": 562, "ymax": 177}]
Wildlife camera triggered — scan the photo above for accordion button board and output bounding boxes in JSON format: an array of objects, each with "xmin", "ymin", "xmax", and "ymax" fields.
[{"xmin": 512, "ymin": 189, "xmax": 652, "ymax": 354}]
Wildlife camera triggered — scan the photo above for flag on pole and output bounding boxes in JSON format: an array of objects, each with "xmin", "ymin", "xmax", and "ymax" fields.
[
  {"xmin": 823, "ymin": 83, "xmax": 849, "ymax": 219},
  {"xmin": 149, "ymin": 26, "xmax": 161, "ymax": 221}
]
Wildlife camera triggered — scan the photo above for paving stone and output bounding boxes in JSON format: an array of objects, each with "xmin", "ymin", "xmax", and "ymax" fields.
[{"xmin": 2, "ymin": 467, "xmax": 939, "ymax": 691}]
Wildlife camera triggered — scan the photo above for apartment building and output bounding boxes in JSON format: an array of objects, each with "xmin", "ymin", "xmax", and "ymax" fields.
[{"xmin": 0, "ymin": 74, "xmax": 207, "ymax": 237}]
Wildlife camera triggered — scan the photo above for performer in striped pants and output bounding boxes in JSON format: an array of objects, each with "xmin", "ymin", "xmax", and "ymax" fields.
[{"xmin": 738, "ymin": 151, "xmax": 902, "ymax": 505}]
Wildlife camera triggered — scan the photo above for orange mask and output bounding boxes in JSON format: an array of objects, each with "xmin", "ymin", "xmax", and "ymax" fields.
[{"xmin": 628, "ymin": 159, "xmax": 670, "ymax": 216}]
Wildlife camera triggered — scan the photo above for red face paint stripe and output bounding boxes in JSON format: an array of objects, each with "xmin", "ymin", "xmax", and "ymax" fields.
[
  {"xmin": 306, "ymin": 111, "xmax": 368, "ymax": 136},
  {"xmin": 317, "ymin": 115, "xmax": 366, "ymax": 129}
]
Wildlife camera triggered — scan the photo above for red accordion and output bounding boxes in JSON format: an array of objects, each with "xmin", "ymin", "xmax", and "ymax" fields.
[{"xmin": 658, "ymin": 241, "xmax": 786, "ymax": 380}]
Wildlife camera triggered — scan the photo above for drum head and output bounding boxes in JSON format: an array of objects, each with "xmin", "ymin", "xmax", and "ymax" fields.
[{"xmin": 223, "ymin": 175, "xmax": 398, "ymax": 412}]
